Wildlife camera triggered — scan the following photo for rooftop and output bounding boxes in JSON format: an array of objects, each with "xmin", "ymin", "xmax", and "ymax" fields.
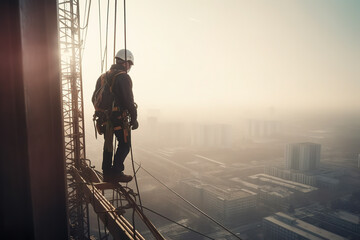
[
  {"xmin": 181, "ymin": 179, "xmax": 256, "ymax": 201},
  {"xmin": 334, "ymin": 211, "xmax": 360, "ymax": 224},
  {"xmin": 249, "ymin": 174, "xmax": 318, "ymax": 193},
  {"xmin": 264, "ymin": 212, "xmax": 346, "ymax": 240},
  {"xmin": 202, "ymin": 184, "xmax": 256, "ymax": 201}
]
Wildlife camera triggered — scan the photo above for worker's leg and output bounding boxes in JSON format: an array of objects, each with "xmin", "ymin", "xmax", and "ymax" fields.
[
  {"xmin": 113, "ymin": 129, "xmax": 130, "ymax": 172},
  {"xmin": 102, "ymin": 150, "xmax": 113, "ymax": 173},
  {"xmin": 102, "ymin": 129, "xmax": 114, "ymax": 181}
]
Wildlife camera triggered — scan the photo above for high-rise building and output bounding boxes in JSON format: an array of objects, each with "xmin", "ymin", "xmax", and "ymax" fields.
[{"xmin": 285, "ymin": 142, "xmax": 321, "ymax": 171}]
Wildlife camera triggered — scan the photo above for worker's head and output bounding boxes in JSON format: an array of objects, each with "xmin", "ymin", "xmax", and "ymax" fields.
[{"xmin": 115, "ymin": 49, "xmax": 134, "ymax": 72}]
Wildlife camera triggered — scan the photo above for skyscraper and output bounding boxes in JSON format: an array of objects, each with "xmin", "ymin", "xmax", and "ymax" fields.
[{"xmin": 285, "ymin": 142, "xmax": 321, "ymax": 171}]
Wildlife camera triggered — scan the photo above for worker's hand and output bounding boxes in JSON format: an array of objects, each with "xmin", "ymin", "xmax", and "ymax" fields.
[{"xmin": 131, "ymin": 120, "xmax": 139, "ymax": 130}]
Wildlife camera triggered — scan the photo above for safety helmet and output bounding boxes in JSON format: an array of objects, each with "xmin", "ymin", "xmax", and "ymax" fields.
[{"xmin": 115, "ymin": 49, "xmax": 134, "ymax": 65}]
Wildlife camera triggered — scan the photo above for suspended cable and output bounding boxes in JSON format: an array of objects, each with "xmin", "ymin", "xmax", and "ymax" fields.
[
  {"xmin": 142, "ymin": 206, "xmax": 216, "ymax": 240},
  {"xmin": 104, "ymin": 0, "xmax": 110, "ymax": 70},
  {"xmin": 123, "ymin": 0, "xmax": 143, "ymax": 216},
  {"xmin": 113, "ymin": 0, "xmax": 118, "ymax": 64},
  {"xmin": 123, "ymin": 0, "xmax": 127, "ymax": 62},
  {"xmin": 80, "ymin": 0, "xmax": 92, "ymax": 61},
  {"xmin": 130, "ymin": 143, "xmax": 143, "ymax": 211},
  {"xmin": 81, "ymin": 0, "xmax": 88, "ymax": 28},
  {"xmin": 80, "ymin": 0, "xmax": 92, "ymax": 30},
  {"xmin": 98, "ymin": 0, "xmax": 103, "ymax": 72},
  {"xmin": 134, "ymin": 161, "xmax": 242, "ymax": 240}
]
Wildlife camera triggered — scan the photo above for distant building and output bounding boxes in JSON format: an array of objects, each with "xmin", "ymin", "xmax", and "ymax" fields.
[
  {"xmin": 179, "ymin": 179, "xmax": 256, "ymax": 222},
  {"xmin": 317, "ymin": 210, "xmax": 360, "ymax": 237},
  {"xmin": 285, "ymin": 142, "xmax": 321, "ymax": 171},
  {"xmin": 296, "ymin": 206, "xmax": 360, "ymax": 239},
  {"xmin": 258, "ymin": 185, "xmax": 293, "ymax": 210},
  {"xmin": 248, "ymin": 174, "xmax": 317, "ymax": 194},
  {"xmin": 247, "ymin": 119, "xmax": 281, "ymax": 139},
  {"xmin": 263, "ymin": 212, "xmax": 346, "ymax": 240},
  {"xmin": 264, "ymin": 166, "xmax": 342, "ymax": 189},
  {"xmin": 191, "ymin": 124, "xmax": 233, "ymax": 148},
  {"xmin": 265, "ymin": 166, "xmax": 317, "ymax": 186},
  {"xmin": 230, "ymin": 178, "xmax": 294, "ymax": 211}
]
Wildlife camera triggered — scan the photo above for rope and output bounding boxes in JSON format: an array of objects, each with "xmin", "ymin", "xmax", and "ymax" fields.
[
  {"xmin": 98, "ymin": 0, "xmax": 103, "ymax": 72},
  {"xmin": 80, "ymin": 0, "xmax": 92, "ymax": 61},
  {"xmin": 142, "ymin": 206, "xmax": 216, "ymax": 240},
  {"xmin": 104, "ymin": 0, "xmax": 110, "ymax": 70},
  {"xmin": 132, "ymin": 207, "xmax": 137, "ymax": 239},
  {"xmin": 81, "ymin": 0, "xmax": 88, "ymax": 29},
  {"xmin": 123, "ymin": 0, "xmax": 127, "ymax": 62},
  {"xmin": 130, "ymin": 133, "xmax": 143, "ymax": 211},
  {"xmin": 134, "ymin": 162, "xmax": 242, "ymax": 240},
  {"xmin": 80, "ymin": 0, "xmax": 92, "ymax": 30},
  {"xmin": 113, "ymin": 0, "xmax": 118, "ymax": 64},
  {"xmin": 121, "ymin": 0, "xmax": 143, "ymax": 213}
]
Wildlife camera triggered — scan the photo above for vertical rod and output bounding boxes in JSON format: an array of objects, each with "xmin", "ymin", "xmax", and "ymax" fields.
[
  {"xmin": 123, "ymin": 0, "xmax": 127, "ymax": 61},
  {"xmin": 113, "ymin": 0, "xmax": 118, "ymax": 63},
  {"xmin": 98, "ymin": 0, "xmax": 103, "ymax": 72}
]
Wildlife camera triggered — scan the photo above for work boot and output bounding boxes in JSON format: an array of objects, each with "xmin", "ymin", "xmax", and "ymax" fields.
[
  {"xmin": 115, "ymin": 172, "xmax": 133, "ymax": 183},
  {"xmin": 103, "ymin": 174, "xmax": 112, "ymax": 182},
  {"xmin": 103, "ymin": 169, "xmax": 114, "ymax": 182}
]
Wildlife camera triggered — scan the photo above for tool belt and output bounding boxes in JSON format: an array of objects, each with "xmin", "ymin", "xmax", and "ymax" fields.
[
  {"xmin": 112, "ymin": 109, "xmax": 130, "ymax": 143},
  {"xmin": 93, "ymin": 108, "xmax": 130, "ymax": 148}
]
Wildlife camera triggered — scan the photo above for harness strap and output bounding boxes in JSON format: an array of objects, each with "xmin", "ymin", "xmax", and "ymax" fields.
[{"xmin": 109, "ymin": 70, "xmax": 125, "ymax": 93}]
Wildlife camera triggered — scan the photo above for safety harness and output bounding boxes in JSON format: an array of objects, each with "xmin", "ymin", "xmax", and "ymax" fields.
[{"xmin": 92, "ymin": 70, "xmax": 130, "ymax": 150}]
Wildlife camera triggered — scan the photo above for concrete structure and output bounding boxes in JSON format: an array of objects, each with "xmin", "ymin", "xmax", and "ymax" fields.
[
  {"xmin": 180, "ymin": 179, "xmax": 257, "ymax": 222},
  {"xmin": 263, "ymin": 212, "xmax": 346, "ymax": 240},
  {"xmin": 285, "ymin": 142, "xmax": 321, "ymax": 171}
]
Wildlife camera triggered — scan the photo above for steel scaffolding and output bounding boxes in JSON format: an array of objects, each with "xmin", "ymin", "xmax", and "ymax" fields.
[{"xmin": 58, "ymin": 0, "xmax": 89, "ymax": 239}]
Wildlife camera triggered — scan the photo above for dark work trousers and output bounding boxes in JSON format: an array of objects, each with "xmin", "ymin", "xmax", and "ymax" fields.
[{"xmin": 102, "ymin": 129, "xmax": 131, "ymax": 175}]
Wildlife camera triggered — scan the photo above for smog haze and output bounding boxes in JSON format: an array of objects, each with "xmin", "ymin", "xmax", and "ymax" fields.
[{"xmin": 81, "ymin": 1, "xmax": 360, "ymax": 239}]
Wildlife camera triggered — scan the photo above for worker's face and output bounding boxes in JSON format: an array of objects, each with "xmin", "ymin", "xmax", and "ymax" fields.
[{"xmin": 123, "ymin": 61, "xmax": 133, "ymax": 72}]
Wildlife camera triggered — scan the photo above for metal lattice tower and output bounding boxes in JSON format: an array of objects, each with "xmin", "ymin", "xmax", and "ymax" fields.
[{"xmin": 58, "ymin": 0, "xmax": 89, "ymax": 239}]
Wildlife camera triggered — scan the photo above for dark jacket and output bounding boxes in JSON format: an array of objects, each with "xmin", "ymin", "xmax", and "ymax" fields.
[{"xmin": 92, "ymin": 64, "xmax": 137, "ymax": 125}]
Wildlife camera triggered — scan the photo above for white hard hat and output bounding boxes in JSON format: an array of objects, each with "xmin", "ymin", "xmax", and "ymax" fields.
[{"xmin": 115, "ymin": 49, "xmax": 134, "ymax": 65}]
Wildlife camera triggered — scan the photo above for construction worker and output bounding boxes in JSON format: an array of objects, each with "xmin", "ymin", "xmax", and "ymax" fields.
[{"xmin": 92, "ymin": 49, "xmax": 138, "ymax": 182}]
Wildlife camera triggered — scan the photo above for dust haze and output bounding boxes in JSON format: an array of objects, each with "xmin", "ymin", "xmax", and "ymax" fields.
[{"xmin": 81, "ymin": 0, "xmax": 360, "ymax": 239}]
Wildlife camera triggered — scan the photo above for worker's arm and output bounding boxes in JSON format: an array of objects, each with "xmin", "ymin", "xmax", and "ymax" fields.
[
  {"xmin": 114, "ymin": 74, "xmax": 138, "ymax": 125},
  {"xmin": 92, "ymin": 76, "xmax": 102, "ymax": 105}
]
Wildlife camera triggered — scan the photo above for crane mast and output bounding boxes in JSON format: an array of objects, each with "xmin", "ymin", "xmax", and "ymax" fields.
[{"xmin": 58, "ymin": 0, "xmax": 89, "ymax": 239}]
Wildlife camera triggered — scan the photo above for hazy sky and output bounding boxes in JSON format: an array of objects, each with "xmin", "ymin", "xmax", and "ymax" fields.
[{"xmin": 81, "ymin": 0, "xmax": 360, "ymax": 119}]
